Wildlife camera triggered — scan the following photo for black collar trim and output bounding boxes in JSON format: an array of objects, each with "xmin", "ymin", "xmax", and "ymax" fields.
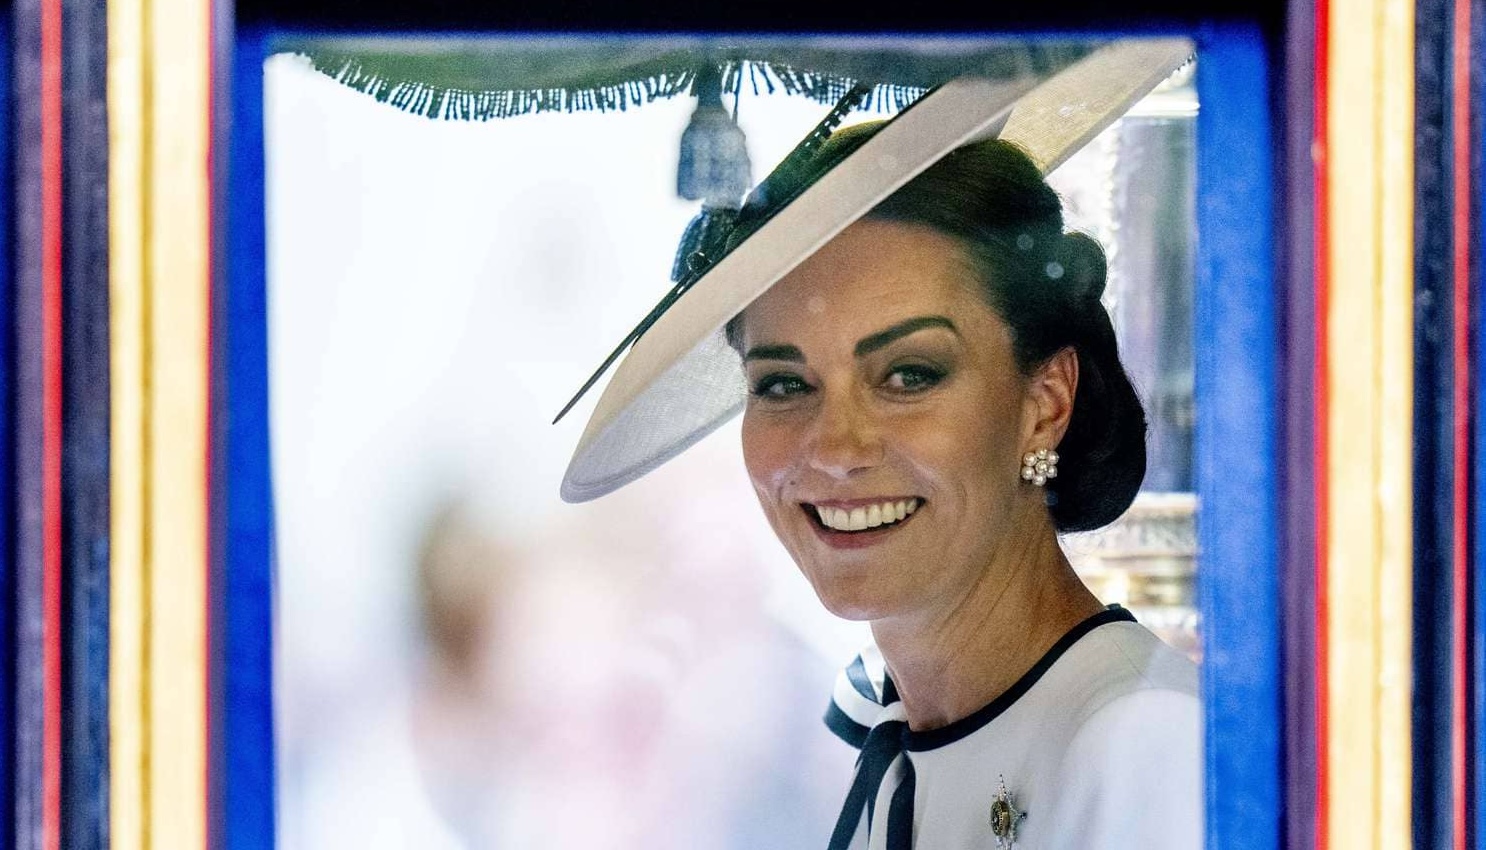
[{"xmin": 898, "ymin": 605, "xmax": 1136, "ymax": 752}]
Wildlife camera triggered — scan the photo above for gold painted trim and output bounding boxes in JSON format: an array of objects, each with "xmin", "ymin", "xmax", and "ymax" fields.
[
  {"xmin": 110, "ymin": 0, "xmax": 211, "ymax": 846},
  {"xmin": 1325, "ymin": 1, "xmax": 1414, "ymax": 846},
  {"xmin": 107, "ymin": 0, "xmax": 148, "ymax": 844},
  {"xmin": 147, "ymin": 0, "xmax": 210, "ymax": 844}
]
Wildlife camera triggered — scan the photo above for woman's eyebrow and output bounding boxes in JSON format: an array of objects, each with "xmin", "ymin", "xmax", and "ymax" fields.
[
  {"xmin": 742, "ymin": 343, "xmax": 804, "ymax": 363},
  {"xmin": 854, "ymin": 316, "xmax": 959, "ymax": 357},
  {"xmin": 741, "ymin": 316, "xmax": 958, "ymax": 363}
]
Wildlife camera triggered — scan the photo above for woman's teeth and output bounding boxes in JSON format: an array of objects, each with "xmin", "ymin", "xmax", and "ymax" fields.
[{"xmin": 815, "ymin": 499, "xmax": 919, "ymax": 532}]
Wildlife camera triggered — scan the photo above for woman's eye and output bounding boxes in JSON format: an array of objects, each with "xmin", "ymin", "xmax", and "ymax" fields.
[
  {"xmin": 751, "ymin": 374, "xmax": 812, "ymax": 399},
  {"xmin": 884, "ymin": 364, "xmax": 945, "ymax": 392}
]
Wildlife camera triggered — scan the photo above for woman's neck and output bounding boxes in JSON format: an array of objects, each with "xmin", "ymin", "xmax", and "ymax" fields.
[{"xmin": 869, "ymin": 514, "xmax": 1103, "ymax": 732}]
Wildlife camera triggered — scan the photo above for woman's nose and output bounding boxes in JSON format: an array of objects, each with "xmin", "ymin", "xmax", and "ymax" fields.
[{"xmin": 806, "ymin": 390, "xmax": 883, "ymax": 479}]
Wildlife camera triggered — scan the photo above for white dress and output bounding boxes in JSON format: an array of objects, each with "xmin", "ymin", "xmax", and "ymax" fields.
[{"xmin": 824, "ymin": 607, "xmax": 1202, "ymax": 849}]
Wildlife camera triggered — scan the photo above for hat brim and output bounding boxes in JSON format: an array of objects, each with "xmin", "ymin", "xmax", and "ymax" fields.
[{"xmin": 560, "ymin": 38, "xmax": 1194, "ymax": 503}]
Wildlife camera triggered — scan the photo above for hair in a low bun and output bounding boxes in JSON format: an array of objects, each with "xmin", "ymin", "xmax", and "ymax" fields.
[{"xmin": 1044, "ymin": 232, "xmax": 1146, "ymax": 531}]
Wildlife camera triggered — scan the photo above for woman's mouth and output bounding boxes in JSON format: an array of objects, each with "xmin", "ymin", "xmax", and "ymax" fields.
[{"xmin": 802, "ymin": 498, "xmax": 922, "ymax": 547}]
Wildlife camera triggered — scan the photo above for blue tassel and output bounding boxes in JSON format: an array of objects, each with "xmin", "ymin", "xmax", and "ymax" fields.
[{"xmin": 676, "ymin": 65, "xmax": 751, "ymax": 207}]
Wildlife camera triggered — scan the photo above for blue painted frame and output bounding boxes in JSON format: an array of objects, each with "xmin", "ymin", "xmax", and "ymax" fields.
[
  {"xmin": 59, "ymin": 0, "xmax": 112, "ymax": 844},
  {"xmin": 1194, "ymin": 23, "xmax": 1283, "ymax": 850},
  {"xmin": 12, "ymin": 0, "xmax": 50, "ymax": 841},
  {"xmin": 0, "ymin": 10, "xmax": 15, "ymax": 846},
  {"xmin": 221, "ymin": 23, "xmax": 1287, "ymax": 850},
  {"xmin": 1410, "ymin": 1, "xmax": 1462, "ymax": 843},
  {"xmin": 211, "ymin": 25, "xmax": 277, "ymax": 850}
]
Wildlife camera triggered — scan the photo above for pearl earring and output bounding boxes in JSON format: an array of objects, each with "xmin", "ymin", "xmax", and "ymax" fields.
[{"xmin": 1020, "ymin": 449, "xmax": 1059, "ymax": 487}]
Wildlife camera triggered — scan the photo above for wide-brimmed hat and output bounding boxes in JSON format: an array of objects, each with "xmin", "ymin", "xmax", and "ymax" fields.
[{"xmin": 557, "ymin": 38, "xmax": 1194, "ymax": 503}]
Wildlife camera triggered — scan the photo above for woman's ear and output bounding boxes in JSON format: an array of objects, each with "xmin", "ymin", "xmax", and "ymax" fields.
[{"xmin": 1022, "ymin": 347, "xmax": 1079, "ymax": 451}]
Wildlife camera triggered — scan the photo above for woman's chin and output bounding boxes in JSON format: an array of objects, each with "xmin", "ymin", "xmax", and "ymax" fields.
[
  {"xmin": 804, "ymin": 574, "xmax": 906, "ymax": 622},
  {"xmin": 783, "ymin": 536, "xmax": 924, "ymax": 621}
]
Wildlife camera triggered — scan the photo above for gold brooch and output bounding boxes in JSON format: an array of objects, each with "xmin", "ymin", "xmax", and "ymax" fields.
[{"xmin": 989, "ymin": 776, "xmax": 1026, "ymax": 848}]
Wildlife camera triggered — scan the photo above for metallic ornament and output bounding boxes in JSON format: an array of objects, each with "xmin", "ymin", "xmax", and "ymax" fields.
[{"xmin": 989, "ymin": 776, "xmax": 1027, "ymax": 848}]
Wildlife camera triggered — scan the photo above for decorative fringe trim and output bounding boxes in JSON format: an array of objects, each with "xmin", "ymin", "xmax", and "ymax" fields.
[{"xmin": 300, "ymin": 53, "xmax": 928, "ymax": 122}]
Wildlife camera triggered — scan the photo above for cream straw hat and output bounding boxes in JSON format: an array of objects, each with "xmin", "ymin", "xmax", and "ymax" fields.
[{"xmin": 557, "ymin": 38, "xmax": 1194, "ymax": 503}]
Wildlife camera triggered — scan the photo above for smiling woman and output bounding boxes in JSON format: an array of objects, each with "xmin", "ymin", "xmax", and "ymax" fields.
[
  {"xmin": 560, "ymin": 41, "xmax": 1200, "ymax": 850},
  {"xmin": 735, "ymin": 141, "xmax": 1196, "ymax": 850}
]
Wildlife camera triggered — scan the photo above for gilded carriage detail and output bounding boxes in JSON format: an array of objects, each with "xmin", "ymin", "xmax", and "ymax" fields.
[{"xmin": 1, "ymin": 3, "xmax": 1478, "ymax": 848}]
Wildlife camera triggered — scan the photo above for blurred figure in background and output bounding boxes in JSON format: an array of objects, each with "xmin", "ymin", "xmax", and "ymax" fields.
[
  {"xmin": 407, "ymin": 500, "xmax": 517, "ymax": 845},
  {"xmin": 409, "ymin": 482, "xmax": 850, "ymax": 848}
]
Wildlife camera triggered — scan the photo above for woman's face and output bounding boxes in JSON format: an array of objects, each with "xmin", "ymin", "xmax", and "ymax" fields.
[{"xmin": 739, "ymin": 219, "xmax": 1067, "ymax": 622}]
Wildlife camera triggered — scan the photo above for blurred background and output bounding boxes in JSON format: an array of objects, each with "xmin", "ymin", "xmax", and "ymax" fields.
[{"xmin": 264, "ymin": 40, "xmax": 1198, "ymax": 848}]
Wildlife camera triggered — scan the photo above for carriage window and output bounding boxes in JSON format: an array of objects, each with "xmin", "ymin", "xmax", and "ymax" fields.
[{"xmin": 264, "ymin": 37, "xmax": 1198, "ymax": 846}]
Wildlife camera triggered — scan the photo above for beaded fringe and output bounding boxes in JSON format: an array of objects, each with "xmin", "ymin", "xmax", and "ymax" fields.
[{"xmin": 301, "ymin": 53, "xmax": 926, "ymax": 122}]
